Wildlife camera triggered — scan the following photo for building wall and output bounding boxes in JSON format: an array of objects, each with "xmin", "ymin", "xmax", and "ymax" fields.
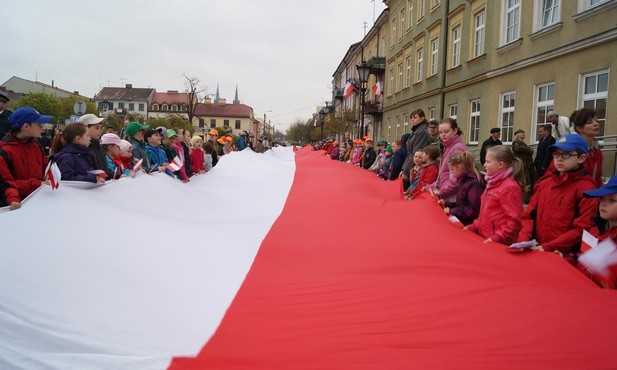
[{"xmin": 194, "ymin": 115, "xmax": 254, "ymax": 136}]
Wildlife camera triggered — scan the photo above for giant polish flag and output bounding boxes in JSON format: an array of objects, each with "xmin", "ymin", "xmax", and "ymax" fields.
[{"xmin": 2, "ymin": 146, "xmax": 617, "ymax": 369}]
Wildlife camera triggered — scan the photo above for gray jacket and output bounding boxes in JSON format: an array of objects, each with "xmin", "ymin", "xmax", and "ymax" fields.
[{"xmin": 402, "ymin": 122, "xmax": 431, "ymax": 176}]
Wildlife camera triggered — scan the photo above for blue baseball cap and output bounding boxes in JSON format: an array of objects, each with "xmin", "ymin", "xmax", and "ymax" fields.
[
  {"xmin": 548, "ymin": 134, "xmax": 589, "ymax": 155},
  {"xmin": 584, "ymin": 176, "xmax": 617, "ymax": 198},
  {"xmin": 9, "ymin": 107, "xmax": 52, "ymax": 128}
]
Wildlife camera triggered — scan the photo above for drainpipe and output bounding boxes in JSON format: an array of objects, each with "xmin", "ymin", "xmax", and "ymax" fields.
[{"xmin": 439, "ymin": 0, "xmax": 451, "ymax": 119}]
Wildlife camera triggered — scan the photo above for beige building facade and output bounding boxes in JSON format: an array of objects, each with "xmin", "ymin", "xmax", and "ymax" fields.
[{"xmin": 378, "ymin": 0, "xmax": 617, "ymax": 175}]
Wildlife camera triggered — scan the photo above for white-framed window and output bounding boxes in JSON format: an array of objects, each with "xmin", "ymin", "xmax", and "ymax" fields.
[
  {"xmin": 449, "ymin": 104, "xmax": 458, "ymax": 119},
  {"xmin": 469, "ymin": 99, "xmax": 481, "ymax": 144},
  {"xmin": 171, "ymin": 104, "xmax": 178, "ymax": 111},
  {"xmin": 474, "ymin": 10, "xmax": 486, "ymax": 57},
  {"xmin": 387, "ymin": 117, "xmax": 392, "ymax": 140},
  {"xmin": 138, "ymin": 103, "xmax": 144, "ymax": 111},
  {"xmin": 418, "ymin": 0, "xmax": 425, "ymax": 20},
  {"xmin": 500, "ymin": 91, "xmax": 516, "ymax": 143},
  {"xmin": 429, "ymin": 107, "xmax": 436, "ymax": 120},
  {"xmin": 452, "ymin": 26, "xmax": 461, "ymax": 67},
  {"xmin": 404, "ymin": 113, "xmax": 409, "ymax": 128},
  {"xmin": 430, "ymin": 38, "xmax": 439, "ymax": 76},
  {"xmin": 398, "ymin": 63, "xmax": 404, "ymax": 91},
  {"xmin": 581, "ymin": 69, "xmax": 609, "ymax": 137},
  {"xmin": 578, "ymin": 0, "xmax": 610, "ymax": 13},
  {"xmin": 400, "ymin": 9, "xmax": 405, "ymax": 39},
  {"xmin": 405, "ymin": 55, "xmax": 412, "ymax": 88},
  {"xmin": 389, "ymin": 68, "xmax": 394, "ymax": 95},
  {"xmin": 502, "ymin": 0, "xmax": 521, "ymax": 45},
  {"xmin": 152, "ymin": 104, "xmax": 159, "ymax": 111},
  {"xmin": 408, "ymin": 0, "xmax": 414, "ymax": 29},
  {"xmin": 391, "ymin": 18, "xmax": 397, "ymax": 46},
  {"xmin": 416, "ymin": 48, "xmax": 424, "ymax": 82},
  {"xmin": 431, "ymin": 0, "xmax": 440, "ymax": 9},
  {"xmin": 540, "ymin": 0, "xmax": 560, "ymax": 28},
  {"xmin": 534, "ymin": 82, "xmax": 555, "ymax": 142},
  {"xmin": 396, "ymin": 116, "xmax": 401, "ymax": 138},
  {"xmin": 118, "ymin": 102, "xmax": 125, "ymax": 109},
  {"xmin": 128, "ymin": 103, "xmax": 134, "ymax": 111}
]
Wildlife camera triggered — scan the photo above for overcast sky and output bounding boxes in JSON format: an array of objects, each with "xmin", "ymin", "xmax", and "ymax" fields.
[{"xmin": 2, "ymin": 0, "xmax": 387, "ymax": 130}]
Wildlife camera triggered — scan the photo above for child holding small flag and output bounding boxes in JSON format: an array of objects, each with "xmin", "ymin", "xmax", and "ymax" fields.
[
  {"xmin": 101, "ymin": 133, "xmax": 134, "ymax": 178},
  {"xmin": 51, "ymin": 123, "xmax": 105, "ymax": 183},
  {"xmin": 144, "ymin": 129, "xmax": 172, "ymax": 176}
]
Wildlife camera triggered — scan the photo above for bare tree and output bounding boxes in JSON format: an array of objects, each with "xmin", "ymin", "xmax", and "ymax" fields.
[{"xmin": 183, "ymin": 74, "xmax": 205, "ymax": 126}]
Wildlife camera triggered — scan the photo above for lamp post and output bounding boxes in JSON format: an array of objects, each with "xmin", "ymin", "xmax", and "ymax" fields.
[
  {"xmin": 318, "ymin": 109, "xmax": 325, "ymax": 140},
  {"xmin": 263, "ymin": 110, "xmax": 272, "ymax": 137},
  {"xmin": 356, "ymin": 60, "xmax": 370, "ymax": 138}
]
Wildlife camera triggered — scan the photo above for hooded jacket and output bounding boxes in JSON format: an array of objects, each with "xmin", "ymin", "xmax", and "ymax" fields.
[
  {"xmin": 54, "ymin": 143, "xmax": 98, "ymax": 183},
  {"xmin": 0, "ymin": 132, "xmax": 48, "ymax": 203}
]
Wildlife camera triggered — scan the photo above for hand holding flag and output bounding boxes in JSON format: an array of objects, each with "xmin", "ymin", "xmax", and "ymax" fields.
[{"xmin": 44, "ymin": 161, "xmax": 61, "ymax": 190}]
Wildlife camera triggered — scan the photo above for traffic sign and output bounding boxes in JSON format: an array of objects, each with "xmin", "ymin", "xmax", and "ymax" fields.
[{"xmin": 73, "ymin": 101, "xmax": 87, "ymax": 115}]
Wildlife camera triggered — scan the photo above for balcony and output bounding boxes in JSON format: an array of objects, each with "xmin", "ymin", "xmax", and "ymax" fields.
[
  {"xmin": 367, "ymin": 57, "xmax": 386, "ymax": 75},
  {"xmin": 364, "ymin": 101, "xmax": 382, "ymax": 116},
  {"xmin": 333, "ymin": 87, "xmax": 344, "ymax": 101}
]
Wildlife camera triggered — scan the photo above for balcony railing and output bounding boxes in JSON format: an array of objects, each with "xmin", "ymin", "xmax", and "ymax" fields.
[
  {"xmin": 364, "ymin": 101, "xmax": 382, "ymax": 115},
  {"xmin": 367, "ymin": 57, "xmax": 386, "ymax": 75}
]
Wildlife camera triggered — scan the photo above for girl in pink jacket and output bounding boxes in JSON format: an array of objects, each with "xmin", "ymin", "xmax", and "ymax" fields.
[
  {"xmin": 467, "ymin": 145, "xmax": 524, "ymax": 245},
  {"xmin": 435, "ymin": 118, "xmax": 468, "ymax": 201}
]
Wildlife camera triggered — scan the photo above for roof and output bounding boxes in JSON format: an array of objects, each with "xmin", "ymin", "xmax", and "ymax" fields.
[
  {"xmin": 151, "ymin": 91, "xmax": 190, "ymax": 105},
  {"xmin": 94, "ymin": 86, "xmax": 155, "ymax": 101},
  {"xmin": 194, "ymin": 102, "xmax": 253, "ymax": 118},
  {"xmin": 1, "ymin": 76, "xmax": 90, "ymax": 99}
]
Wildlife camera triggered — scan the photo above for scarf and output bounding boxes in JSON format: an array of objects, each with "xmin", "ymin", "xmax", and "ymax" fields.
[{"xmin": 484, "ymin": 167, "xmax": 513, "ymax": 188}]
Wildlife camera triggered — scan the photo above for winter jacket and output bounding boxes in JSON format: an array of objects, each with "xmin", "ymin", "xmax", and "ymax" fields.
[
  {"xmin": 409, "ymin": 162, "xmax": 439, "ymax": 199},
  {"xmin": 130, "ymin": 138, "xmax": 152, "ymax": 173},
  {"xmin": 479, "ymin": 137, "xmax": 502, "ymax": 165},
  {"xmin": 331, "ymin": 147, "xmax": 340, "ymax": 160},
  {"xmin": 518, "ymin": 168, "xmax": 598, "ymax": 253},
  {"xmin": 350, "ymin": 147, "xmax": 364, "ymax": 165},
  {"xmin": 0, "ymin": 132, "xmax": 48, "ymax": 204},
  {"xmin": 468, "ymin": 176, "xmax": 523, "ymax": 244},
  {"xmin": 90, "ymin": 138, "xmax": 113, "ymax": 179},
  {"xmin": 172, "ymin": 141, "xmax": 190, "ymax": 181},
  {"xmin": 181, "ymin": 142, "xmax": 193, "ymax": 177},
  {"xmin": 402, "ymin": 122, "xmax": 431, "ymax": 176},
  {"xmin": 388, "ymin": 146, "xmax": 408, "ymax": 180},
  {"xmin": 145, "ymin": 144, "xmax": 175, "ymax": 177},
  {"xmin": 361, "ymin": 147, "xmax": 377, "ymax": 169},
  {"xmin": 54, "ymin": 143, "xmax": 98, "ymax": 183},
  {"xmin": 445, "ymin": 172, "xmax": 485, "ymax": 225},
  {"xmin": 436, "ymin": 135, "xmax": 467, "ymax": 199},
  {"xmin": 190, "ymin": 147, "xmax": 206, "ymax": 173},
  {"xmin": 586, "ymin": 143, "xmax": 603, "ymax": 187}
]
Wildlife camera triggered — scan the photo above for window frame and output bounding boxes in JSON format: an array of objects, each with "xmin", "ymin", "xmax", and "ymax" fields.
[
  {"xmin": 430, "ymin": 38, "xmax": 439, "ymax": 76},
  {"xmin": 469, "ymin": 99, "xmax": 481, "ymax": 144},
  {"xmin": 416, "ymin": 47, "xmax": 424, "ymax": 82},
  {"xmin": 580, "ymin": 69, "xmax": 609, "ymax": 137},
  {"xmin": 502, "ymin": 0, "xmax": 521, "ymax": 45},
  {"xmin": 405, "ymin": 55, "xmax": 412, "ymax": 88},
  {"xmin": 499, "ymin": 91, "xmax": 516, "ymax": 144},
  {"xmin": 474, "ymin": 10, "xmax": 486, "ymax": 57},
  {"xmin": 533, "ymin": 82, "xmax": 555, "ymax": 142},
  {"xmin": 451, "ymin": 25, "xmax": 461, "ymax": 67}
]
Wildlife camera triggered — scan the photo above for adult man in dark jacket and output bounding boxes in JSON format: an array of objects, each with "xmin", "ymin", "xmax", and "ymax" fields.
[
  {"xmin": 479, "ymin": 127, "xmax": 503, "ymax": 165},
  {"xmin": 401, "ymin": 109, "xmax": 431, "ymax": 181},
  {"xmin": 534, "ymin": 124, "xmax": 556, "ymax": 177},
  {"xmin": 361, "ymin": 138, "xmax": 377, "ymax": 169},
  {"xmin": 0, "ymin": 92, "xmax": 13, "ymax": 139}
]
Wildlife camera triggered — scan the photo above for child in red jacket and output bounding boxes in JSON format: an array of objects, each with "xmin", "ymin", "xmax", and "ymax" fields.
[
  {"xmin": 517, "ymin": 134, "xmax": 598, "ymax": 255},
  {"xmin": 408, "ymin": 145, "xmax": 440, "ymax": 199},
  {"xmin": 467, "ymin": 145, "xmax": 524, "ymax": 245}
]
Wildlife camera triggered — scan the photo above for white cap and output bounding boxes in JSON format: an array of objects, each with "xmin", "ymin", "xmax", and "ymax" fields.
[
  {"xmin": 76, "ymin": 114, "xmax": 105, "ymax": 126},
  {"xmin": 100, "ymin": 133, "xmax": 122, "ymax": 146}
]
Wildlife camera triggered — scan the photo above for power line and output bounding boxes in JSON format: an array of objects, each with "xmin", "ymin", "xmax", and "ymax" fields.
[{"xmin": 269, "ymin": 101, "xmax": 325, "ymax": 119}]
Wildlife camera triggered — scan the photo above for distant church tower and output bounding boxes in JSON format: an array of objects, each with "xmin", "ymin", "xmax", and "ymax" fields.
[
  {"xmin": 233, "ymin": 85, "xmax": 240, "ymax": 104},
  {"xmin": 215, "ymin": 84, "xmax": 220, "ymax": 103}
]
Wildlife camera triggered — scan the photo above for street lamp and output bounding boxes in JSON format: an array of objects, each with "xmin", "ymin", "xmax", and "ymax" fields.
[
  {"xmin": 263, "ymin": 110, "xmax": 272, "ymax": 137},
  {"xmin": 318, "ymin": 109, "xmax": 326, "ymax": 140},
  {"xmin": 356, "ymin": 60, "xmax": 370, "ymax": 138}
]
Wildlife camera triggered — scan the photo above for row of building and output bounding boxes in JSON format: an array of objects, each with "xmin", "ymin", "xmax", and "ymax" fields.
[
  {"xmin": 0, "ymin": 76, "xmax": 274, "ymax": 138},
  {"xmin": 327, "ymin": 0, "xmax": 617, "ymax": 174}
]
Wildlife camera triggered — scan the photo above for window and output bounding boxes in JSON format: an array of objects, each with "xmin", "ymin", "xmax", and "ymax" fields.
[
  {"xmin": 503, "ymin": 0, "xmax": 521, "ymax": 44},
  {"xmin": 119, "ymin": 102, "xmax": 125, "ymax": 109},
  {"xmin": 152, "ymin": 104, "xmax": 159, "ymax": 111},
  {"xmin": 97, "ymin": 102, "xmax": 105, "ymax": 111},
  {"xmin": 581, "ymin": 70, "xmax": 609, "ymax": 137},
  {"xmin": 405, "ymin": 55, "xmax": 412, "ymax": 87},
  {"xmin": 430, "ymin": 38, "xmax": 439, "ymax": 76},
  {"xmin": 449, "ymin": 104, "xmax": 458, "ymax": 119},
  {"xmin": 400, "ymin": 9, "xmax": 405, "ymax": 39},
  {"xmin": 210, "ymin": 119, "xmax": 216, "ymax": 128},
  {"xmin": 162, "ymin": 104, "xmax": 168, "ymax": 111},
  {"xmin": 235, "ymin": 120, "xmax": 241, "ymax": 129},
  {"xmin": 500, "ymin": 92, "xmax": 516, "ymax": 143},
  {"xmin": 541, "ymin": 0, "xmax": 560, "ymax": 28},
  {"xmin": 452, "ymin": 26, "xmax": 461, "ymax": 67},
  {"xmin": 396, "ymin": 116, "xmax": 400, "ymax": 138},
  {"xmin": 534, "ymin": 82, "xmax": 555, "ymax": 141},
  {"xmin": 431, "ymin": 0, "xmax": 440, "ymax": 9},
  {"xmin": 469, "ymin": 99, "xmax": 481, "ymax": 144},
  {"xmin": 107, "ymin": 102, "xmax": 114, "ymax": 110},
  {"xmin": 224, "ymin": 119, "xmax": 229, "ymax": 127},
  {"xmin": 429, "ymin": 107, "xmax": 436, "ymax": 120},
  {"xmin": 404, "ymin": 113, "xmax": 409, "ymax": 128},
  {"xmin": 391, "ymin": 18, "xmax": 397, "ymax": 45},
  {"xmin": 171, "ymin": 105, "xmax": 178, "ymax": 111},
  {"xmin": 199, "ymin": 118, "xmax": 205, "ymax": 128},
  {"xmin": 398, "ymin": 63, "xmax": 404, "ymax": 91},
  {"xmin": 128, "ymin": 103, "xmax": 134, "ymax": 111},
  {"xmin": 579, "ymin": 0, "xmax": 610, "ymax": 12},
  {"xmin": 474, "ymin": 10, "xmax": 485, "ymax": 57},
  {"xmin": 408, "ymin": 0, "xmax": 414, "ymax": 29},
  {"xmin": 389, "ymin": 68, "xmax": 394, "ymax": 95},
  {"xmin": 138, "ymin": 103, "xmax": 144, "ymax": 111},
  {"xmin": 416, "ymin": 48, "xmax": 424, "ymax": 82},
  {"xmin": 418, "ymin": 0, "xmax": 425, "ymax": 19}
]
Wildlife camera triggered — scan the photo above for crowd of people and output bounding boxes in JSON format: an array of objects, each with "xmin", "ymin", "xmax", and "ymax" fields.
[
  {"xmin": 314, "ymin": 107, "xmax": 616, "ymax": 289},
  {"xmin": 0, "ymin": 105, "xmax": 276, "ymax": 211}
]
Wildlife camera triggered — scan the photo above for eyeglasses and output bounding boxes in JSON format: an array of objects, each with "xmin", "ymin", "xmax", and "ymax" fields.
[{"xmin": 552, "ymin": 152, "xmax": 578, "ymax": 159}]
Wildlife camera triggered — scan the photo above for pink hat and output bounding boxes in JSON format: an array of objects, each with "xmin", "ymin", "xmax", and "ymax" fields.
[{"xmin": 100, "ymin": 133, "xmax": 122, "ymax": 146}]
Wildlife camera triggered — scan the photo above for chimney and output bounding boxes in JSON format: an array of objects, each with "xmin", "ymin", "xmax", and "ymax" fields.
[
  {"xmin": 51, "ymin": 80, "xmax": 54, "ymax": 88},
  {"xmin": 218, "ymin": 98, "xmax": 226, "ymax": 105},
  {"xmin": 126, "ymin": 84, "xmax": 132, "ymax": 88},
  {"xmin": 167, "ymin": 90, "xmax": 178, "ymax": 93},
  {"xmin": 204, "ymin": 97, "xmax": 212, "ymax": 104},
  {"xmin": 73, "ymin": 91, "xmax": 79, "ymax": 95}
]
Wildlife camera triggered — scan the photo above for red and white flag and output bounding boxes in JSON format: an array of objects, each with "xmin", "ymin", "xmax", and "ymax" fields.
[
  {"xmin": 165, "ymin": 156, "xmax": 184, "ymax": 172},
  {"xmin": 44, "ymin": 161, "xmax": 61, "ymax": 189},
  {"xmin": 3, "ymin": 147, "xmax": 617, "ymax": 369},
  {"xmin": 343, "ymin": 81, "xmax": 355, "ymax": 99},
  {"xmin": 372, "ymin": 80, "xmax": 382, "ymax": 96},
  {"xmin": 88, "ymin": 169, "xmax": 108, "ymax": 179},
  {"xmin": 133, "ymin": 158, "xmax": 143, "ymax": 172},
  {"xmin": 313, "ymin": 116, "xmax": 319, "ymax": 127}
]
